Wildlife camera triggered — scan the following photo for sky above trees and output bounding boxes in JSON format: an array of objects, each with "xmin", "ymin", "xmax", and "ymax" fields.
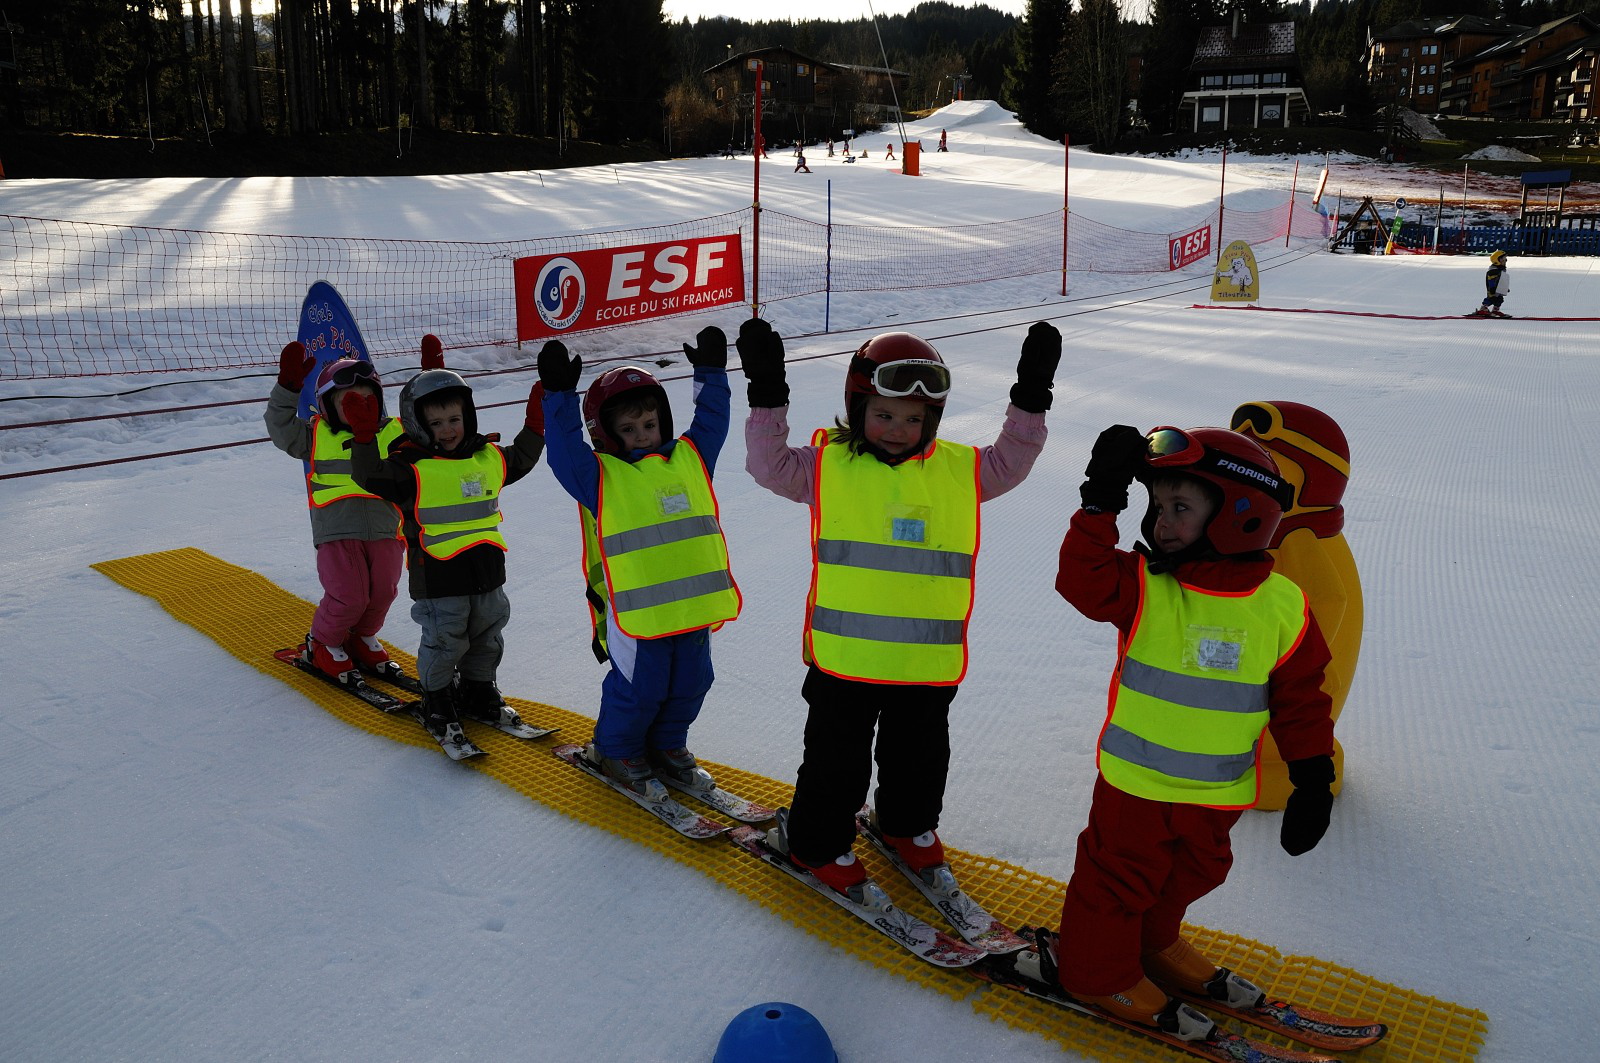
[{"xmin": 664, "ymin": 0, "xmax": 1027, "ymax": 22}]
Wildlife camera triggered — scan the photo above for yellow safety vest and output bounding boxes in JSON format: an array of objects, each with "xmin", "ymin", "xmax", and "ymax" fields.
[
  {"xmin": 1099, "ymin": 560, "xmax": 1310, "ymax": 808},
  {"xmin": 411, "ymin": 446, "xmax": 508, "ymax": 559},
  {"xmin": 306, "ymin": 416, "xmax": 405, "ymax": 508},
  {"xmin": 582, "ymin": 439, "xmax": 740, "ymax": 640},
  {"xmin": 806, "ymin": 431, "xmax": 980, "ymax": 685}
]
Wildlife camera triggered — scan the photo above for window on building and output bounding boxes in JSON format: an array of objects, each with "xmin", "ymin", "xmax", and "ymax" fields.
[
  {"xmin": 1402, "ymin": 47, "xmax": 1410, "ymax": 57},
  {"xmin": 1200, "ymin": 75, "xmax": 1224, "ymax": 87},
  {"xmin": 1202, "ymin": 105, "xmax": 1222, "ymax": 122},
  {"xmin": 797, "ymin": 63, "xmax": 809, "ymax": 76},
  {"xmin": 746, "ymin": 58, "xmax": 760, "ymax": 72},
  {"xmin": 715, "ymin": 86, "xmax": 725, "ymax": 102},
  {"xmin": 1228, "ymin": 73, "xmax": 1256, "ymax": 87},
  {"xmin": 1262, "ymin": 72, "xmax": 1285, "ymax": 85}
]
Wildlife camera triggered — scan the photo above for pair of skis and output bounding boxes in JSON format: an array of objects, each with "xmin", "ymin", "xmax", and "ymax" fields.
[
  {"xmin": 550, "ymin": 744, "xmax": 777, "ymax": 838},
  {"xmin": 729, "ymin": 810, "xmax": 1387, "ymax": 1062},
  {"xmin": 274, "ymin": 646, "xmax": 558, "ymax": 760}
]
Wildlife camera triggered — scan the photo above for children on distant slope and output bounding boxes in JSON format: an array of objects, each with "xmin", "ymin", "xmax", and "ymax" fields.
[
  {"xmin": 537, "ymin": 328, "xmax": 740, "ymax": 801},
  {"xmin": 347, "ymin": 349, "xmax": 547, "ymax": 756},
  {"xmin": 740, "ymin": 317, "xmax": 1058, "ymax": 899},
  {"xmin": 1471, "ymin": 249, "xmax": 1511, "ymax": 317},
  {"xmin": 265, "ymin": 338, "xmax": 445, "ymax": 684},
  {"xmin": 1007, "ymin": 423, "xmax": 1336, "ymax": 1042}
]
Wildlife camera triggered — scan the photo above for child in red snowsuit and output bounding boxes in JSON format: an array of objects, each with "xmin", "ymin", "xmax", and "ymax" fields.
[{"xmin": 1033, "ymin": 424, "xmax": 1337, "ymax": 1038}]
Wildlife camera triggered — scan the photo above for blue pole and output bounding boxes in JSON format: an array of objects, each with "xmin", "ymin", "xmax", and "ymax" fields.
[{"xmin": 825, "ymin": 180, "xmax": 833, "ymax": 333}]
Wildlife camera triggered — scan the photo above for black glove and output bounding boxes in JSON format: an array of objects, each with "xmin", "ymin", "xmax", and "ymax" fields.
[
  {"xmin": 1010, "ymin": 321, "xmax": 1061, "ymax": 413},
  {"xmin": 683, "ymin": 326, "xmax": 728, "ymax": 369},
  {"xmin": 537, "ymin": 339, "xmax": 581, "ymax": 392},
  {"xmin": 1280, "ymin": 755, "xmax": 1336, "ymax": 856},
  {"xmin": 735, "ymin": 318, "xmax": 789, "ymax": 408},
  {"xmin": 1079, "ymin": 425, "xmax": 1147, "ymax": 513}
]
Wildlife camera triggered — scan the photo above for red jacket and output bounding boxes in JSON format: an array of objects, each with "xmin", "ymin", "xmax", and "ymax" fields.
[{"xmin": 1056, "ymin": 509, "xmax": 1335, "ymax": 765}]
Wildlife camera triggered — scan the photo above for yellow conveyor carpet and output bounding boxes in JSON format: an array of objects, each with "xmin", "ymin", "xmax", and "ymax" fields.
[{"xmin": 93, "ymin": 547, "xmax": 1487, "ymax": 1063}]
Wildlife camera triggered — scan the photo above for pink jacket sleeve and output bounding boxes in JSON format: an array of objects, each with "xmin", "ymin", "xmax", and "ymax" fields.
[{"xmin": 744, "ymin": 404, "xmax": 1047, "ymax": 505}]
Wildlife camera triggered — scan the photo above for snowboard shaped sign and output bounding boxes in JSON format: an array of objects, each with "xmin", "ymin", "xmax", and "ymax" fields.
[
  {"xmin": 295, "ymin": 281, "xmax": 372, "ymax": 473},
  {"xmin": 1210, "ymin": 240, "xmax": 1259, "ymax": 304},
  {"xmin": 296, "ymin": 280, "xmax": 371, "ymax": 420}
]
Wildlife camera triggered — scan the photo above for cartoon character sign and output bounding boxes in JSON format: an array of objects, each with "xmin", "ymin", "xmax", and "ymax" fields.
[
  {"xmin": 1209, "ymin": 240, "xmax": 1260, "ymax": 303},
  {"xmin": 1231, "ymin": 401, "xmax": 1361, "ymax": 809}
]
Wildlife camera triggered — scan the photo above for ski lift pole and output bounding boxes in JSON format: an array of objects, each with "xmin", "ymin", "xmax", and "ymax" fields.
[
  {"xmin": 1062, "ymin": 134, "xmax": 1070, "ymax": 296},
  {"xmin": 825, "ymin": 180, "xmax": 833, "ymax": 332},
  {"xmin": 751, "ymin": 61, "xmax": 764, "ymax": 318},
  {"xmin": 1285, "ymin": 157, "xmax": 1299, "ymax": 248},
  {"xmin": 1216, "ymin": 145, "xmax": 1227, "ymax": 262}
]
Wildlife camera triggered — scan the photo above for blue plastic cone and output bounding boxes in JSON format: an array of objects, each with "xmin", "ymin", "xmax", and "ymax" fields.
[{"xmin": 713, "ymin": 1001, "xmax": 838, "ymax": 1063}]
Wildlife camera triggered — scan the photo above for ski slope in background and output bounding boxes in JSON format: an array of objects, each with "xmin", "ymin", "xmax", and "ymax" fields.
[{"xmin": 3, "ymin": 102, "xmax": 1598, "ymax": 1062}]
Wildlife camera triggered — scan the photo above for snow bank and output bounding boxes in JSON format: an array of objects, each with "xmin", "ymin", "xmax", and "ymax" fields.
[{"xmin": 1462, "ymin": 145, "xmax": 1543, "ymax": 162}]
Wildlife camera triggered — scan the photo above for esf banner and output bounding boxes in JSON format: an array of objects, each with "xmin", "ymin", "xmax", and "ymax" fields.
[
  {"xmin": 1168, "ymin": 225, "xmax": 1211, "ymax": 271},
  {"xmin": 514, "ymin": 235, "xmax": 745, "ymax": 340}
]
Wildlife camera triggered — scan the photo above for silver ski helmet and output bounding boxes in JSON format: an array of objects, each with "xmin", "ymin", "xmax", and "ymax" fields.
[{"xmin": 400, "ymin": 369, "xmax": 476, "ymax": 446}]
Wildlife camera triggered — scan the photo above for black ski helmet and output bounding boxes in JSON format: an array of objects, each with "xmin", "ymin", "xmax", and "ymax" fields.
[{"xmin": 399, "ymin": 369, "xmax": 476, "ymax": 446}]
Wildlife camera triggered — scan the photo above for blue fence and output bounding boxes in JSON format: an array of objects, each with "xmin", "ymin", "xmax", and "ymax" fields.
[{"xmin": 1334, "ymin": 223, "xmax": 1600, "ymax": 255}]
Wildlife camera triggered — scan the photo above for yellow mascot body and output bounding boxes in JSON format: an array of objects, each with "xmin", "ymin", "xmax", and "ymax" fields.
[{"xmin": 1231, "ymin": 401, "xmax": 1360, "ymax": 810}]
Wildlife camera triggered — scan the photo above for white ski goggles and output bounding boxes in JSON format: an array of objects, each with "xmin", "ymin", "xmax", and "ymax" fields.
[{"xmin": 864, "ymin": 358, "xmax": 951, "ymax": 400}]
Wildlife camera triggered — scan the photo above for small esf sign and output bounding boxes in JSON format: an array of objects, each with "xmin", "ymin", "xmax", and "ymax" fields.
[
  {"xmin": 514, "ymin": 234, "xmax": 745, "ymax": 340},
  {"xmin": 1169, "ymin": 224, "xmax": 1212, "ymax": 270}
]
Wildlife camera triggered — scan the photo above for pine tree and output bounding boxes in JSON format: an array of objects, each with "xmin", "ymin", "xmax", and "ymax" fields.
[{"xmin": 1004, "ymin": 0, "xmax": 1068, "ymax": 140}]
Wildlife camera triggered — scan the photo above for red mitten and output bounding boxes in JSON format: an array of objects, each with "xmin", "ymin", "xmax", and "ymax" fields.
[
  {"xmin": 340, "ymin": 389, "xmax": 382, "ymax": 444},
  {"xmin": 524, "ymin": 381, "xmax": 546, "ymax": 435},
  {"xmin": 277, "ymin": 341, "xmax": 315, "ymax": 391},
  {"xmin": 421, "ymin": 334, "xmax": 445, "ymax": 370}
]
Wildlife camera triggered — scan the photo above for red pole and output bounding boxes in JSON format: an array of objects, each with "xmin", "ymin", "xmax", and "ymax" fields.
[
  {"xmin": 751, "ymin": 61, "xmax": 764, "ymax": 318},
  {"xmin": 1216, "ymin": 146, "xmax": 1227, "ymax": 262},
  {"xmin": 1061, "ymin": 134, "xmax": 1070, "ymax": 296},
  {"xmin": 1285, "ymin": 157, "xmax": 1300, "ymax": 248}
]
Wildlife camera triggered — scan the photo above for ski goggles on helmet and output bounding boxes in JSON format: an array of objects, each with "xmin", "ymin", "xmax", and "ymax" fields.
[
  {"xmin": 1145, "ymin": 426, "xmax": 1294, "ymax": 509},
  {"xmin": 1144, "ymin": 427, "xmax": 1206, "ymax": 465},
  {"xmin": 860, "ymin": 358, "xmax": 952, "ymax": 400},
  {"xmin": 324, "ymin": 360, "xmax": 379, "ymax": 390}
]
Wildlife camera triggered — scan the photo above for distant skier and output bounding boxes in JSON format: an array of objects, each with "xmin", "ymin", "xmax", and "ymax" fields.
[{"xmin": 1470, "ymin": 249, "xmax": 1510, "ymax": 317}]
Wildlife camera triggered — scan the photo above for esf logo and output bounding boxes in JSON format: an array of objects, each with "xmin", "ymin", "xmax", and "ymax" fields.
[{"xmin": 535, "ymin": 257, "xmax": 586, "ymax": 331}]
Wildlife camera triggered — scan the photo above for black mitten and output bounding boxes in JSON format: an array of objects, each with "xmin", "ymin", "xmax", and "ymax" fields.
[
  {"xmin": 1280, "ymin": 755, "xmax": 1336, "ymax": 856},
  {"xmin": 1079, "ymin": 424, "xmax": 1147, "ymax": 513},
  {"xmin": 683, "ymin": 326, "xmax": 728, "ymax": 369},
  {"xmin": 1010, "ymin": 321, "xmax": 1061, "ymax": 413},
  {"xmin": 537, "ymin": 339, "xmax": 582, "ymax": 392},
  {"xmin": 736, "ymin": 318, "xmax": 789, "ymax": 408}
]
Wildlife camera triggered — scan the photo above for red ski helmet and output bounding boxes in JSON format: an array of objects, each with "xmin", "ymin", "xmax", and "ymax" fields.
[
  {"xmin": 314, "ymin": 358, "xmax": 385, "ymax": 429},
  {"xmin": 845, "ymin": 332, "xmax": 950, "ymax": 409},
  {"xmin": 582, "ymin": 365, "xmax": 672, "ymax": 455},
  {"xmin": 1139, "ymin": 426, "xmax": 1293, "ymax": 556}
]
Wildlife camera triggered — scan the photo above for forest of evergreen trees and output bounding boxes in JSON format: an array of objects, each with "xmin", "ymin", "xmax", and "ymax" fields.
[{"xmin": 7, "ymin": 0, "xmax": 1593, "ymax": 166}]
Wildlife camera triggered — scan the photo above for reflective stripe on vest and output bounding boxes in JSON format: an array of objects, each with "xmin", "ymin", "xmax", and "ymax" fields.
[
  {"xmin": 1098, "ymin": 561, "xmax": 1310, "ymax": 807},
  {"xmin": 412, "ymin": 446, "xmax": 508, "ymax": 559},
  {"xmin": 806, "ymin": 431, "xmax": 980, "ymax": 685},
  {"xmin": 306, "ymin": 416, "xmax": 405, "ymax": 508},
  {"xmin": 586, "ymin": 439, "xmax": 739, "ymax": 639}
]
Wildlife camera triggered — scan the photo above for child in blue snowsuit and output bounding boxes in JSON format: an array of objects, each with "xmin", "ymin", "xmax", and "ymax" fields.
[
  {"xmin": 538, "ymin": 328, "xmax": 740, "ymax": 801},
  {"xmin": 1476, "ymin": 249, "xmax": 1510, "ymax": 317}
]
